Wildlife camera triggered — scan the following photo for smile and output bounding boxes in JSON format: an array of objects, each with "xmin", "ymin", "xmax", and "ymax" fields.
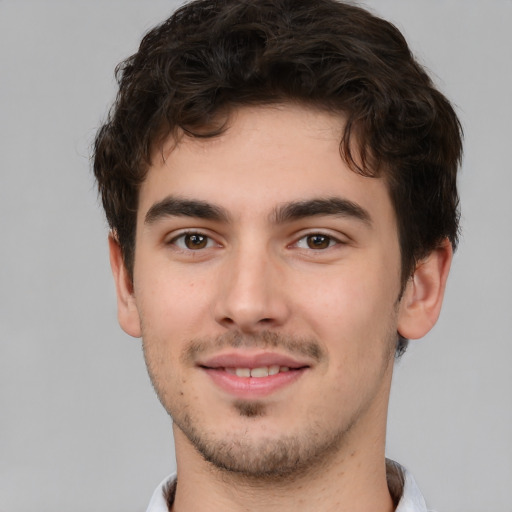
[
  {"xmin": 225, "ymin": 366, "xmax": 290, "ymax": 377},
  {"xmin": 198, "ymin": 352, "xmax": 310, "ymax": 398}
]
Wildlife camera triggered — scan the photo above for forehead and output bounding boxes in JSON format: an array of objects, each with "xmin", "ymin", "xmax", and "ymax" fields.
[{"xmin": 138, "ymin": 104, "xmax": 393, "ymax": 225}]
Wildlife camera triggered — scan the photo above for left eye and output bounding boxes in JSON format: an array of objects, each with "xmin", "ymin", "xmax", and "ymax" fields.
[
  {"xmin": 171, "ymin": 232, "xmax": 216, "ymax": 250},
  {"xmin": 295, "ymin": 234, "xmax": 338, "ymax": 250}
]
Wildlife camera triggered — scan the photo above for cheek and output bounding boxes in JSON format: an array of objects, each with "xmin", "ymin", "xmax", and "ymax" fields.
[
  {"xmin": 293, "ymin": 262, "xmax": 399, "ymax": 361},
  {"xmin": 135, "ymin": 277, "xmax": 204, "ymax": 383},
  {"xmin": 297, "ymin": 268, "xmax": 396, "ymax": 328},
  {"xmin": 137, "ymin": 266, "xmax": 213, "ymax": 328}
]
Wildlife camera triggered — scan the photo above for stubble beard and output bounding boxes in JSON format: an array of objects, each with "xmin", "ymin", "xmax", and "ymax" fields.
[
  {"xmin": 144, "ymin": 329, "xmax": 396, "ymax": 481},
  {"xmin": 171, "ymin": 403, "xmax": 351, "ymax": 480}
]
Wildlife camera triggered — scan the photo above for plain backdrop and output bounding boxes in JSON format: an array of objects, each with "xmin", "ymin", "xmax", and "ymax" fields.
[{"xmin": 1, "ymin": 1, "xmax": 511, "ymax": 511}]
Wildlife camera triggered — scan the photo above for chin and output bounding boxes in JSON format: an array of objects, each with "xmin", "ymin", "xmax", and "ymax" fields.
[{"xmin": 172, "ymin": 407, "xmax": 351, "ymax": 479}]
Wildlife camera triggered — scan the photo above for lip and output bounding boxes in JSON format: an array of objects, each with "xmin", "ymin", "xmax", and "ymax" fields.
[
  {"xmin": 198, "ymin": 351, "xmax": 311, "ymax": 398},
  {"xmin": 199, "ymin": 351, "xmax": 310, "ymax": 370}
]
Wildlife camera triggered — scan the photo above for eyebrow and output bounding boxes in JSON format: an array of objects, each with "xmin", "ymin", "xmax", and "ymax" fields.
[
  {"xmin": 144, "ymin": 195, "xmax": 371, "ymax": 227},
  {"xmin": 272, "ymin": 198, "xmax": 372, "ymax": 226},
  {"xmin": 144, "ymin": 196, "xmax": 230, "ymax": 225}
]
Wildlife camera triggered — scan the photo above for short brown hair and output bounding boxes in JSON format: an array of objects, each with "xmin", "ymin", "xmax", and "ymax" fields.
[{"xmin": 94, "ymin": 0, "xmax": 462, "ymax": 297}]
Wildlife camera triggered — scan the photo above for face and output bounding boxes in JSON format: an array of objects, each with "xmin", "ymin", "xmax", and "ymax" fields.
[{"xmin": 120, "ymin": 105, "xmax": 407, "ymax": 477}]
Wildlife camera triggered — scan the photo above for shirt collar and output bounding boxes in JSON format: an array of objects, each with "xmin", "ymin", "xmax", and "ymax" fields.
[
  {"xmin": 145, "ymin": 474, "xmax": 173, "ymax": 512},
  {"xmin": 394, "ymin": 466, "xmax": 429, "ymax": 512}
]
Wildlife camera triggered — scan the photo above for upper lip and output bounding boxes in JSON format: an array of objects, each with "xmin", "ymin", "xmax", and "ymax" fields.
[{"xmin": 197, "ymin": 351, "xmax": 312, "ymax": 370}]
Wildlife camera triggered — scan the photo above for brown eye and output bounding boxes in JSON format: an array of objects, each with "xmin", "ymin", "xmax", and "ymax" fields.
[
  {"xmin": 171, "ymin": 232, "xmax": 214, "ymax": 250},
  {"xmin": 184, "ymin": 233, "xmax": 209, "ymax": 249},
  {"xmin": 306, "ymin": 234, "xmax": 333, "ymax": 249}
]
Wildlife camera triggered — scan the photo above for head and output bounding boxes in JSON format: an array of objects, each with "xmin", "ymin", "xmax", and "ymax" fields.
[
  {"xmin": 94, "ymin": 0, "xmax": 462, "ymax": 479},
  {"xmin": 94, "ymin": 0, "xmax": 462, "ymax": 359}
]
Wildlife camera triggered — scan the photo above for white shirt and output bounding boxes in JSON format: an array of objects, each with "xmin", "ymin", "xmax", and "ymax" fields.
[{"xmin": 146, "ymin": 463, "xmax": 431, "ymax": 512}]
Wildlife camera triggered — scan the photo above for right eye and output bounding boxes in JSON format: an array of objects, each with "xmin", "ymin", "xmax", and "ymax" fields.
[{"xmin": 170, "ymin": 232, "xmax": 216, "ymax": 251}]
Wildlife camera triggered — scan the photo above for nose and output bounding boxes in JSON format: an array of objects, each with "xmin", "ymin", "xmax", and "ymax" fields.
[{"xmin": 213, "ymin": 245, "xmax": 290, "ymax": 333}]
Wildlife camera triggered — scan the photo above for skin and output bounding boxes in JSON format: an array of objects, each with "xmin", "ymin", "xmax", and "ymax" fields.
[{"xmin": 110, "ymin": 104, "xmax": 452, "ymax": 512}]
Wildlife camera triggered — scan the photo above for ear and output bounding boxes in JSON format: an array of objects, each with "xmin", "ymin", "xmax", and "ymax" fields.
[
  {"xmin": 397, "ymin": 239, "xmax": 453, "ymax": 340},
  {"xmin": 108, "ymin": 234, "xmax": 142, "ymax": 338}
]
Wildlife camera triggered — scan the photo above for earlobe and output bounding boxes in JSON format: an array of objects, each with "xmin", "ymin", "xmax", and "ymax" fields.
[
  {"xmin": 397, "ymin": 239, "xmax": 453, "ymax": 340},
  {"xmin": 108, "ymin": 234, "xmax": 142, "ymax": 338}
]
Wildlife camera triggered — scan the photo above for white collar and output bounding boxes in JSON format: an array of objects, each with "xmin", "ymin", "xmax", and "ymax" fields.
[
  {"xmin": 145, "ymin": 473, "xmax": 173, "ymax": 512},
  {"xmin": 395, "ymin": 468, "xmax": 429, "ymax": 512}
]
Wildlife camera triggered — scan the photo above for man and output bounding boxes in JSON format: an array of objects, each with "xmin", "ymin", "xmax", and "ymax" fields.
[{"xmin": 93, "ymin": 0, "xmax": 462, "ymax": 510}]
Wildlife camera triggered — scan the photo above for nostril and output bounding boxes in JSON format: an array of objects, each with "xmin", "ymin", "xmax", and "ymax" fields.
[{"xmin": 213, "ymin": 284, "xmax": 290, "ymax": 330}]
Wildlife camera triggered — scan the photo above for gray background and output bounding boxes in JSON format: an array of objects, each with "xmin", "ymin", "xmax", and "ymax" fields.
[{"xmin": 1, "ymin": 1, "xmax": 510, "ymax": 511}]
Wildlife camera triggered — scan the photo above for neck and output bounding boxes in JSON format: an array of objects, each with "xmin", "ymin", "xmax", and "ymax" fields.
[{"xmin": 171, "ymin": 421, "xmax": 394, "ymax": 512}]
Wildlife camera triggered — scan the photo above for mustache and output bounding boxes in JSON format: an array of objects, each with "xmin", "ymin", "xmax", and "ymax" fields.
[{"xmin": 181, "ymin": 331, "xmax": 326, "ymax": 365}]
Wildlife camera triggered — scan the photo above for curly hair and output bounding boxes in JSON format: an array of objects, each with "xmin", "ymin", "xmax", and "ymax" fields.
[{"xmin": 94, "ymin": 0, "xmax": 463, "ymax": 354}]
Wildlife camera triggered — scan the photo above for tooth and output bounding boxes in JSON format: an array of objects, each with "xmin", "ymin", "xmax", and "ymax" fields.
[
  {"xmin": 235, "ymin": 368, "xmax": 251, "ymax": 377},
  {"xmin": 225, "ymin": 367, "xmax": 236, "ymax": 375},
  {"xmin": 250, "ymin": 367, "xmax": 269, "ymax": 378},
  {"xmin": 268, "ymin": 365, "xmax": 280, "ymax": 376},
  {"xmin": 280, "ymin": 366, "xmax": 290, "ymax": 372}
]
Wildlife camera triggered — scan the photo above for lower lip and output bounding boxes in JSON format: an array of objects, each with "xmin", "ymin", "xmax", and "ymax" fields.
[{"xmin": 203, "ymin": 368, "xmax": 306, "ymax": 398}]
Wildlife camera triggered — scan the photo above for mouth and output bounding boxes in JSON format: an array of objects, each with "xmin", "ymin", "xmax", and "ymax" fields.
[
  {"xmin": 224, "ymin": 365, "xmax": 293, "ymax": 377},
  {"xmin": 198, "ymin": 352, "xmax": 310, "ymax": 398}
]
